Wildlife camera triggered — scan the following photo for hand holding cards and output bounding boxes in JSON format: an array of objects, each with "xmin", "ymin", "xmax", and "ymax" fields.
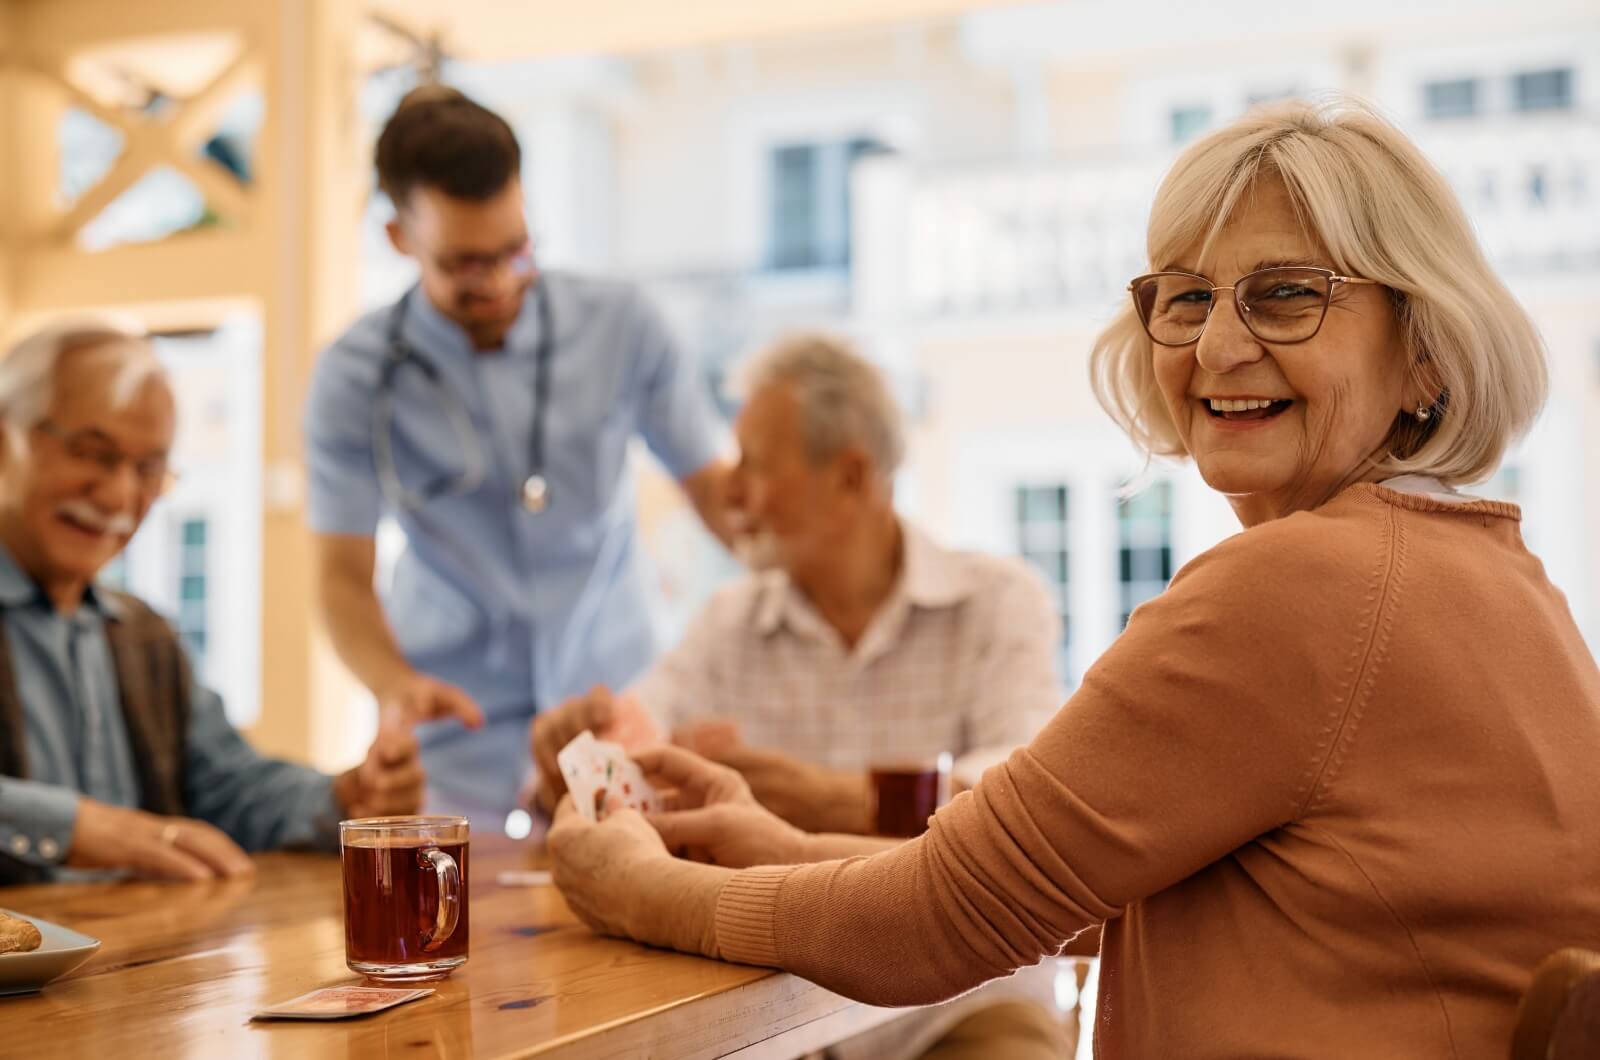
[{"xmin": 557, "ymin": 731, "xmax": 665, "ymax": 821}]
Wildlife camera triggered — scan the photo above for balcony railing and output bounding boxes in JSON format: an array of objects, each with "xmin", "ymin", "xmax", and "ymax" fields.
[{"xmin": 859, "ymin": 115, "xmax": 1600, "ymax": 320}]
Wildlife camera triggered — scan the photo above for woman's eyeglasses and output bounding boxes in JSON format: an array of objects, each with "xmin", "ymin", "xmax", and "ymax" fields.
[{"xmin": 1128, "ymin": 266, "xmax": 1382, "ymax": 346}]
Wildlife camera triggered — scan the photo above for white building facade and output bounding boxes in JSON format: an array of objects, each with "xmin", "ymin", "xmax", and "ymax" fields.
[{"xmin": 356, "ymin": 0, "xmax": 1599, "ymax": 686}]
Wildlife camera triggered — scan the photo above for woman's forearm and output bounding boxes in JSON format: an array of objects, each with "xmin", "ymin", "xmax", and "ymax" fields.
[
  {"xmin": 799, "ymin": 833, "xmax": 903, "ymax": 861},
  {"xmin": 632, "ymin": 857, "xmax": 735, "ymax": 957}
]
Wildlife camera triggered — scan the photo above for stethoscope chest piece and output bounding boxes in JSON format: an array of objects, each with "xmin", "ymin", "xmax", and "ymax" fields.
[{"xmin": 522, "ymin": 474, "xmax": 549, "ymax": 512}]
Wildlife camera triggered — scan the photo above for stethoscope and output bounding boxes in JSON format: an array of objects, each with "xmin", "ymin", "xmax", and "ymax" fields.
[{"xmin": 374, "ymin": 278, "xmax": 554, "ymax": 513}]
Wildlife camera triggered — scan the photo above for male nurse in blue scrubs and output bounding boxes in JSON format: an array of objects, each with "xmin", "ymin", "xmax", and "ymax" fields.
[{"xmin": 305, "ymin": 86, "xmax": 731, "ymax": 824}]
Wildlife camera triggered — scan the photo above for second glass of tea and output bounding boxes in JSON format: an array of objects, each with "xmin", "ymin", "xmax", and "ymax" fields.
[{"xmin": 869, "ymin": 752, "xmax": 953, "ymax": 838}]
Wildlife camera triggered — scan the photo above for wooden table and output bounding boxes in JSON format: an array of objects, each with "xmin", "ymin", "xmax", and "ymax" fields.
[{"xmin": 2, "ymin": 838, "xmax": 906, "ymax": 1059}]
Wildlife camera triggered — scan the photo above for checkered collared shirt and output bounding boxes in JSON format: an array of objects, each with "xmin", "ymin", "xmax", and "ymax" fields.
[{"xmin": 629, "ymin": 521, "xmax": 1063, "ymax": 781}]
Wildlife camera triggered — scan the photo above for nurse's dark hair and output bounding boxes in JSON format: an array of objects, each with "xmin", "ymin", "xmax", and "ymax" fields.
[{"xmin": 375, "ymin": 84, "xmax": 521, "ymax": 208}]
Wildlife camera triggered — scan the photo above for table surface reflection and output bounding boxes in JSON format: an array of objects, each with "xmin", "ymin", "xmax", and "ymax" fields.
[{"xmin": 2, "ymin": 838, "xmax": 894, "ymax": 1059}]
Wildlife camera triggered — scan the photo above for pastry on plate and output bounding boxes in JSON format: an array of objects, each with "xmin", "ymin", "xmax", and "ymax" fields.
[{"xmin": 0, "ymin": 911, "xmax": 43, "ymax": 954}]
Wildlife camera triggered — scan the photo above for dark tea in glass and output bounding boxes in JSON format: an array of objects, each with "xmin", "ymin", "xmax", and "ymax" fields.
[
  {"xmin": 870, "ymin": 753, "xmax": 953, "ymax": 838},
  {"xmin": 340, "ymin": 815, "xmax": 469, "ymax": 982}
]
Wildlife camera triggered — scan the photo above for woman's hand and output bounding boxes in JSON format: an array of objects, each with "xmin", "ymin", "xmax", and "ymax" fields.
[
  {"xmin": 548, "ymin": 793, "xmax": 728, "ymax": 956},
  {"xmin": 548, "ymin": 796, "xmax": 670, "ymax": 941},
  {"xmin": 635, "ymin": 746, "xmax": 810, "ymax": 868}
]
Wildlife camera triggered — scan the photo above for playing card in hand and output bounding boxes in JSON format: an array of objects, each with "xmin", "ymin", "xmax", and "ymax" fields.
[
  {"xmin": 556, "ymin": 731, "xmax": 664, "ymax": 821},
  {"xmin": 558, "ymin": 731, "xmax": 605, "ymax": 822},
  {"xmin": 607, "ymin": 753, "xmax": 666, "ymax": 816}
]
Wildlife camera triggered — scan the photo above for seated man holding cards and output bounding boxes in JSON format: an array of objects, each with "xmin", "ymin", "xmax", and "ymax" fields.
[
  {"xmin": 0, "ymin": 323, "xmax": 424, "ymax": 886},
  {"xmin": 534, "ymin": 334, "xmax": 1068, "ymax": 1059},
  {"xmin": 535, "ymin": 333, "xmax": 1062, "ymax": 829}
]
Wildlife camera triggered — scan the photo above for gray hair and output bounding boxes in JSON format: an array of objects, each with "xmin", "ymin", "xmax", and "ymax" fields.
[
  {"xmin": 0, "ymin": 321, "xmax": 165, "ymax": 449},
  {"xmin": 735, "ymin": 333, "xmax": 905, "ymax": 480}
]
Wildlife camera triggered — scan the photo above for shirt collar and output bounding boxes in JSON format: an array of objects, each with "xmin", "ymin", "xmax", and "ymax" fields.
[
  {"xmin": 0, "ymin": 540, "xmax": 122, "ymax": 619},
  {"xmin": 0, "ymin": 543, "xmax": 35, "ymax": 609},
  {"xmin": 404, "ymin": 281, "xmax": 546, "ymax": 361},
  {"xmin": 1378, "ymin": 474, "xmax": 1473, "ymax": 506},
  {"xmin": 753, "ymin": 520, "xmax": 976, "ymax": 638},
  {"xmin": 86, "ymin": 581, "xmax": 124, "ymax": 620},
  {"xmin": 898, "ymin": 522, "xmax": 977, "ymax": 610}
]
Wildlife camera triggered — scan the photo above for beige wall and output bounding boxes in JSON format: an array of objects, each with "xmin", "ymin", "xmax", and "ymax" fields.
[
  {"xmin": 909, "ymin": 321, "xmax": 1108, "ymax": 521},
  {"xmin": 0, "ymin": 0, "xmax": 15, "ymax": 331}
]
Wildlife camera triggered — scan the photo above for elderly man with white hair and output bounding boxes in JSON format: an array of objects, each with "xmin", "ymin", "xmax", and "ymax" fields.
[
  {"xmin": 532, "ymin": 333, "xmax": 1068, "ymax": 1060},
  {"xmin": 0, "ymin": 323, "xmax": 425, "ymax": 885}
]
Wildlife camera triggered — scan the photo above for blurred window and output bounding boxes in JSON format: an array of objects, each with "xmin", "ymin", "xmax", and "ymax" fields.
[
  {"xmin": 767, "ymin": 137, "xmax": 885, "ymax": 270},
  {"xmin": 1016, "ymin": 483, "xmax": 1072, "ymax": 683},
  {"xmin": 1169, "ymin": 105, "xmax": 1211, "ymax": 144},
  {"xmin": 1424, "ymin": 78, "xmax": 1480, "ymax": 119},
  {"xmin": 1512, "ymin": 68, "xmax": 1574, "ymax": 112},
  {"xmin": 177, "ymin": 517, "xmax": 209, "ymax": 663},
  {"xmin": 1117, "ymin": 480, "xmax": 1174, "ymax": 628}
]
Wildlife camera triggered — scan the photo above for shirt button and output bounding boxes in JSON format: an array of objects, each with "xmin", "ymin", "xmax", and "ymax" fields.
[
  {"xmin": 8, "ymin": 834, "xmax": 29, "ymax": 856},
  {"xmin": 38, "ymin": 837, "xmax": 60, "ymax": 860}
]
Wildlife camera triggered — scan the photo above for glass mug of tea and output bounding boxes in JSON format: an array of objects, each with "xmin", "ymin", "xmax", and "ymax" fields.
[
  {"xmin": 340, "ymin": 816, "xmax": 470, "ymax": 982},
  {"xmin": 869, "ymin": 752, "xmax": 953, "ymax": 838}
]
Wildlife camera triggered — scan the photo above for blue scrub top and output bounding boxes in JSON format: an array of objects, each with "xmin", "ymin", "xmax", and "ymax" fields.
[{"xmin": 304, "ymin": 271, "xmax": 722, "ymax": 815}]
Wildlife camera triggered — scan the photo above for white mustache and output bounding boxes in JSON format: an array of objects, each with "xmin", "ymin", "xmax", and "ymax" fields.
[{"xmin": 58, "ymin": 499, "xmax": 135, "ymax": 537}]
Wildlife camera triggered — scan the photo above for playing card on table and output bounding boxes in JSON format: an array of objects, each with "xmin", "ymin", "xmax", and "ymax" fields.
[{"xmin": 252, "ymin": 986, "xmax": 433, "ymax": 1021}]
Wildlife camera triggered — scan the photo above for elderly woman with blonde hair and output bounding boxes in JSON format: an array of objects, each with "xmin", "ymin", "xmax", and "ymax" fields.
[{"xmin": 548, "ymin": 98, "xmax": 1600, "ymax": 1057}]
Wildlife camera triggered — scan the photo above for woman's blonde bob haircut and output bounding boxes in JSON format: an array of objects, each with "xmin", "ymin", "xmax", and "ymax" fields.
[{"xmin": 1090, "ymin": 97, "xmax": 1547, "ymax": 486}]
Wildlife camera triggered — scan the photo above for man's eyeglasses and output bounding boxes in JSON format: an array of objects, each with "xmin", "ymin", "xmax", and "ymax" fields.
[
  {"xmin": 428, "ymin": 239, "xmax": 535, "ymax": 284},
  {"xmin": 34, "ymin": 420, "xmax": 178, "ymax": 497},
  {"xmin": 1128, "ymin": 266, "xmax": 1382, "ymax": 346}
]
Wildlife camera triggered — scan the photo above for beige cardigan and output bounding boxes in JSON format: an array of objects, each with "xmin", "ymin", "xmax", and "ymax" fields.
[{"xmin": 710, "ymin": 484, "xmax": 1600, "ymax": 1058}]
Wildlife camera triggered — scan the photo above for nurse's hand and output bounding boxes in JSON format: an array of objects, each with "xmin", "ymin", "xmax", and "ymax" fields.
[
  {"xmin": 531, "ymin": 686, "xmax": 662, "ymax": 814},
  {"xmin": 379, "ymin": 670, "xmax": 485, "ymax": 730}
]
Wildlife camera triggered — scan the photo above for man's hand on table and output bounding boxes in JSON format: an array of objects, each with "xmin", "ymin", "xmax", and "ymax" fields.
[
  {"xmin": 334, "ymin": 714, "xmax": 426, "ymax": 819},
  {"xmin": 674, "ymin": 722, "xmax": 872, "ymax": 835},
  {"xmin": 65, "ymin": 799, "xmax": 254, "ymax": 881},
  {"xmin": 530, "ymin": 685, "xmax": 662, "ymax": 814}
]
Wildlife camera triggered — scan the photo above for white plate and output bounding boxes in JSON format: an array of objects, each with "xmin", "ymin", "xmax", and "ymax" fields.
[{"xmin": 0, "ymin": 909, "xmax": 101, "ymax": 997}]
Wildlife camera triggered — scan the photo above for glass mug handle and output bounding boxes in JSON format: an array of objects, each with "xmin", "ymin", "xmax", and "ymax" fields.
[{"xmin": 417, "ymin": 846, "xmax": 461, "ymax": 952}]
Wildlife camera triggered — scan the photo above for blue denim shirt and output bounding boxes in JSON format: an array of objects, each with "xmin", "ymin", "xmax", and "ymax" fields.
[{"xmin": 0, "ymin": 546, "xmax": 339, "ymax": 879}]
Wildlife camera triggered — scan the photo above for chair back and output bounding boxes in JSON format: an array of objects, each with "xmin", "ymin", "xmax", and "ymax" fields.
[{"xmin": 1512, "ymin": 948, "xmax": 1600, "ymax": 1060}]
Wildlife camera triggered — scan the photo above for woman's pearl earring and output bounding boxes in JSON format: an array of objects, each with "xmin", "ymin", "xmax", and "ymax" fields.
[{"xmin": 1414, "ymin": 405, "xmax": 1432, "ymax": 422}]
